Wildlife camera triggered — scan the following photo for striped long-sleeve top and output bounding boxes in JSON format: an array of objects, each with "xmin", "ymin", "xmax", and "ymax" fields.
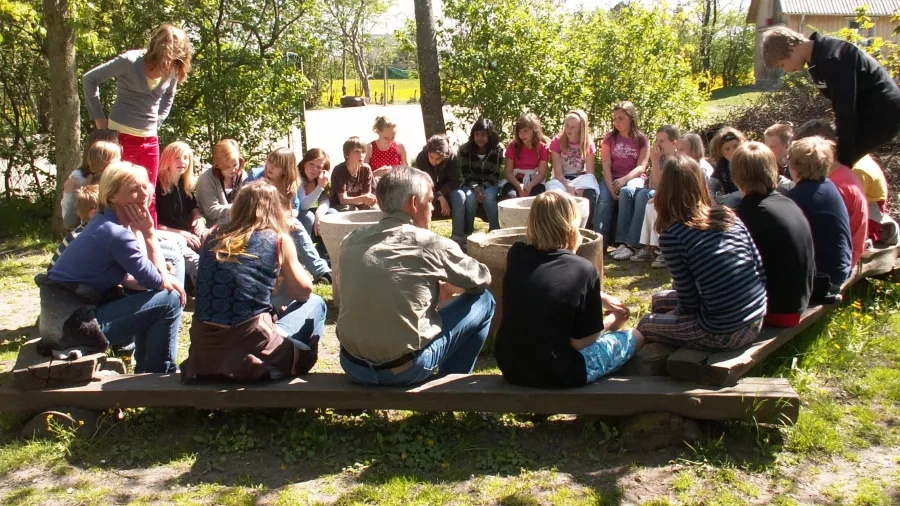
[{"xmin": 659, "ymin": 219, "xmax": 767, "ymax": 334}]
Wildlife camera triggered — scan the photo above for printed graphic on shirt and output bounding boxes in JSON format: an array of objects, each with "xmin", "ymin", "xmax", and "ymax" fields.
[{"xmin": 612, "ymin": 140, "xmax": 639, "ymax": 161}]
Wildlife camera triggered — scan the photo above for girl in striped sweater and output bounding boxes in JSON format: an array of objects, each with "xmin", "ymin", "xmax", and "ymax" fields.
[{"xmin": 636, "ymin": 154, "xmax": 767, "ymax": 351}]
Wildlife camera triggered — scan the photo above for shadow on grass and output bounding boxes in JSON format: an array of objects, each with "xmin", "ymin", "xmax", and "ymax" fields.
[
  {"xmin": 0, "ymin": 404, "xmax": 783, "ymax": 504},
  {"xmin": 0, "ymin": 325, "xmax": 37, "ymax": 355}
]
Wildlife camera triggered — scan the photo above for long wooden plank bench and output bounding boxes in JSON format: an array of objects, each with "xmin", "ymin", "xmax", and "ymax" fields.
[
  {"xmin": 664, "ymin": 244, "xmax": 900, "ymax": 386},
  {"xmin": 0, "ymin": 372, "xmax": 799, "ymax": 424}
]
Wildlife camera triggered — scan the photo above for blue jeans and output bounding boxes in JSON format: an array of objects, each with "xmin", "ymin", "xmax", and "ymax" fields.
[
  {"xmin": 290, "ymin": 221, "xmax": 331, "ymax": 281},
  {"xmin": 450, "ymin": 185, "xmax": 501, "ymax": 236},
  {"xmin": 297, "ymin": 208, "xmax": 338, "ymax": 237},
  {"xmin": 95, "ymin": 289, "xmax": 183, "ymax": 373},
  {"xmin": 159, "ymin": 238, "xmax": 185, "ymax": 286},
  {"xmin": 594, "ymin": 177, "xmax": 645, "ymax": 247},
  {"xmin": 340, "ymin": 290, "xmax": 496, "ymax": 386},
  {"xmin": 277, "ymin": 294, "xmax": 327, "ymax": 345},
  {"xmin": 616, "ymin": 188, "xmax": 654, "ymax": 246}
]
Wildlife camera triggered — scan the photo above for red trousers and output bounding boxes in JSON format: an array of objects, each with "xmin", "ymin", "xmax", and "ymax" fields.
[{"xmin": 118, "ymin": 132, "xmax": 160, "ymax": 227}]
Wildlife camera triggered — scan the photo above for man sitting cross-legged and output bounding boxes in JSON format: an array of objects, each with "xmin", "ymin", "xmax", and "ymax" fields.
[{"xmin": 336, "ymin": 166, "xmax": 495, "ymax": 386}]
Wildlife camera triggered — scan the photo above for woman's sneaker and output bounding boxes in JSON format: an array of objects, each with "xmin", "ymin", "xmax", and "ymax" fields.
[
  {"xmin": 611, "ymin": 245, "xmax": 635, "ymax": 261},
  {"xmin": 631, "ymin": 248, "xmax": 654, "ymax": 262},
  {"xmin": 651, "ymin": 254, "xmax": 667, "ymax": 268}
]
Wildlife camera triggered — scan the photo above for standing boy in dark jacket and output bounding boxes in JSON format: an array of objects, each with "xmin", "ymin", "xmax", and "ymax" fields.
[{"xmin": 762, "ymin": 26, "xmax": 900, "ymax": 167}]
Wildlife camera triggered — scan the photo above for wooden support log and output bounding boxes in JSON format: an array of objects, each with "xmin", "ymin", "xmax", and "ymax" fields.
[
  {"xmin": 0, "ymin": 373, "xmax": 800, "ymax": 424},
  {"xmin": 10, "ymin": 338, "xmax": 125, "ymax": 391},
  {"xmin": 667, "ymin": 305, "xmax": 828, "ymax": 386}
]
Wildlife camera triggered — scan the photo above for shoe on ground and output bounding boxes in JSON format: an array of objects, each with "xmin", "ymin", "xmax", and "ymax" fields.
[
  {"xmin": 315, "ymin": 272, "xmax": 333, "ymax": 285},
  {"xmin": 631, "ymin": 248, "xmax": 654, "ymax": 262},
  {"xmin": 611, "ymin": 245, "xmax": 635, "ymax": 261},
  {"xmin": 609, "ymin": 244, "xmax": 627, "ymax": 257},
  {"xmin": 651, "ymin": 255, "xmax": 666, "ymax": 268}
]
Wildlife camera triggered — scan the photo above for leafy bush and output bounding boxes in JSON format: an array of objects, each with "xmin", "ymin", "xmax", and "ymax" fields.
[{"xmin": 439, "ymin": 0, "xmax": 708, "ymax": 138}]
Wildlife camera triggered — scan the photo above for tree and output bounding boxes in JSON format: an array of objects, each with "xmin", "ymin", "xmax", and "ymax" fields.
[
  {"xmin": 414, "ymin": 0, "xmax": 444, "ymax": 137},
  {"xmin": 0, "ymin": 0, "xmax": 51, "ymax": 203},
  {"xmin": 42, "ymin": 0, "xmax": 81, "ymax": 237},
  {"xmin": 441, "ymin": 0, "xmax": 706, "ymax": 137},
  {"xmin": 322, "ymin": 0, "xmax": 391, "ymax": 99},
  {"xmin": 394, "ymin": 18, "xmax": 418, "ymax": 70}
]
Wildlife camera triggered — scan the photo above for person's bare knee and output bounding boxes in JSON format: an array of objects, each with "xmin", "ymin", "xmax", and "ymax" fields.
[{"xmin": 631, "ymin": 328, "xmax": 645, "ymax": 351}]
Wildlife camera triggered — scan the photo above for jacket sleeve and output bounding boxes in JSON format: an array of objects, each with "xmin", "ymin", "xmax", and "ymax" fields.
[
  {"xmin": 83, "ymin": 54, "xmax": 131, "ymax": 121},
  {"xmin": 829, "ymin": 47, "xmax": 860, "ymax": 166},
  {"xmin": 439, "ymin": 154, "xmax": 461, "ymax": 197},
  {"xmin": 157, "ymin": 79, "xmax": 177, "ymax": 127},
  {"xmin": 196, "ymin": 171, "xmax": 231, "ymax": 224}
]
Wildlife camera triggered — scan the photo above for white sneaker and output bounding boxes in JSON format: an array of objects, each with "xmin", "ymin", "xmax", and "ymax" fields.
[
  {"xmin": 609, "ymin": 244, "xmax": 627, "ymax": 257},
  {"xmin": 611, "ymin": 245, "xmax": 635, "ymax": 261},
  {"xmin": 631, "ymin": 248, "xmax": 654, "ymax": 262},
  {"xmin": 651, "ymin": 254, "xmax": 666, "ymax": 268}
]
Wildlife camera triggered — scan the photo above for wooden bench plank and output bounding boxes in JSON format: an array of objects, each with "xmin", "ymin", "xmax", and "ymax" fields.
[
  {"xmin": 698, "ymin": 305, "xmax": 829, "ymax": 386},
  {"xmin": 664, "ymin": 247, "xmax": 900, "ymax": 387},
  {"xmin": 859, "ymin": 244, "xmax": 900, "ymax": 279},
  {"xmin": 0, "ymin": 373, "xmax": 799, "ymax": 424},
  {"xmin": 667, "ymin": 305, "xmax": 828, "ymax": 385}
]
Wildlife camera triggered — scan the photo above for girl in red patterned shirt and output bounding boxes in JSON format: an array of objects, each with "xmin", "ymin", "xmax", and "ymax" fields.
[{"xmin": 365, "ymin": 115, "xmax": 409, "ymax": 177}]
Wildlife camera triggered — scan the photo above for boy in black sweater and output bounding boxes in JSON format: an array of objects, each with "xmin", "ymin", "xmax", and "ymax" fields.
[
  {"xmin": 763, "ymin": 26, "xmax": 900, "ymax": 167},
  {"xmin": 732, "ymin": 142, "xmax": 815, "ymax": 326}
]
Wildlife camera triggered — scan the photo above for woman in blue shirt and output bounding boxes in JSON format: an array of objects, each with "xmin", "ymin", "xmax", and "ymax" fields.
[{"xmin": 49, "ymin": 161, "xmax": 185, "ymax": 373}]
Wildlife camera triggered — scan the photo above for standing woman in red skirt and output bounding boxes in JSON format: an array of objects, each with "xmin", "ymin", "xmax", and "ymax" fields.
[{"xmin": 83, "ymin": 24, "xmax": 193, "ymax": 226}]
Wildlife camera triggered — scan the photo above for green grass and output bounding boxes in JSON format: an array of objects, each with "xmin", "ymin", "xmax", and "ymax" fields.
[
  {"xmin": 705, "ymin": 86, "xmax": 764, "ymax": 120},
  {"xmin": 319, "ymin": 78, "xmax": 421, "ymax": 107},
  {"xmin": 3, "ymin": 217, "xmax": 900, "ymax": 504}
]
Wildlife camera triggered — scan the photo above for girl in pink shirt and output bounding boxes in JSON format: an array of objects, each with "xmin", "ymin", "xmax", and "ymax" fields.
[
  {"xmin": 501, "ymin": 113, "xmax": 550, "ymax": 199},
  {"xmin": 595, "ymin": 101, "xmax": 649, "ymax": 248}
]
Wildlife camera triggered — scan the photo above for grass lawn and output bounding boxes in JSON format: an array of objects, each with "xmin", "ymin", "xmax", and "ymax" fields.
[
  {"xmin": 1, "ymin": 218, "xmax": 899, "ymax": 505},
  {"xmin": 705, "ymin": 86, "xmax": 765, "ymax": 120},
  {"xmin": 319, "ymin": 79, "xmax": 421, "ymax": 108}
]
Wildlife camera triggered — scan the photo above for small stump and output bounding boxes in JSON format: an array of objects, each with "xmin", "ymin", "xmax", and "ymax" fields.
[
  {"xmin": 467, "ymin": 227, "xmax": 604, "ymax": 340},
  {"xmin": 10, "ymin": 338, "xmax": 126, "ymax": 391},
  {"xmin": 319, "ymin": 210, "xmax": 383, "ymax": 307},
  {"xmin": 498, "ymin": 196, "xmax": 590, "ymax": 229}
]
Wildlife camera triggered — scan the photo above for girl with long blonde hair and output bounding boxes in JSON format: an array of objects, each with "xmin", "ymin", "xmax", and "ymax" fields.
[
  {"xmin": 183, "ymin": 181, "xmax": 325, "ymax": 383},
  {"xmin": 246, "ymin": 147, "xmax": 333, "ymax": 285},
  {"xmin": 83, "ymin": 24, "xmax": 194, "ymax": 226},
  {"xmin": 156, "ymin": 142, "xmax": 206, "ymax": 248},
  {"xmin": 636, "ymin": 154, "xmax": 767, "ymax": 351},
  {"xmin": 495, "ymin": 191, "xmax": 642, "ymax": 387},
  {"xmin": 546, "ymin": 110, "xmax": 601, "ymax": 213}
]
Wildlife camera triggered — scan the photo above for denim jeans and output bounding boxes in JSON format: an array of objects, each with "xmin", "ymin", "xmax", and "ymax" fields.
[
  {"xmin": 297, "ymin": 208, "xmax": 338, "ymax": 237},
  {"xmin": 159, "ymin": 238, "xmax": 186, "ymax": 286},
  {"xmin": 158, "ymin": 231, "xmax": 198, "ymax": 285},
  {"xmin": 451, "ymin": 185, "xmax": 502, "ymax": 236},
  {"xmin": 276, "ymin": 294, "xmax": 327, "ymax": 345},
  {"xmin": 594, "ymin": 177, "xmax": 645, "ymax": 247},
  {"xmin": 616, "ymin": 188, "xmax": 654, "ymax": 246},
  {"xmin": 290, "ymin": 220, "xmax": 331, "ymax": 281},
  {"xmin": 340, "ymin": 290, "xmax": 496, "ymax": 386},
  {"xmin": 94, "ymin": 289, "xmax": 183, "ymax": 373}
]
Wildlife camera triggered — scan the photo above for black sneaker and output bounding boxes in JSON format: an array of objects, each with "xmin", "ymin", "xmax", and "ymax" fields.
[{"xmin": 316, "ymin": 272, "xmax": 333, "ymax": 285}]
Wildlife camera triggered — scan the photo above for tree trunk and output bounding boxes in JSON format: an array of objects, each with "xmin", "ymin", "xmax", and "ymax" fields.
[
  {"xmin": 350, "ymin": 39, "xmax": 371, "ymax": 99},
  {"xmin": 43, "ymin": 0, "xmax": 81, "ymax": 238},
  {"xmin": 414, "ymin": 0, "xmax": 445, "ymax": 137}
]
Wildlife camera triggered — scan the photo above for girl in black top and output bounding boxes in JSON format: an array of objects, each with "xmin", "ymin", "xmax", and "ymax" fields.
[{"xmin": 494, "ymin": 192, "xmax": 643, "ymax": 388}]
